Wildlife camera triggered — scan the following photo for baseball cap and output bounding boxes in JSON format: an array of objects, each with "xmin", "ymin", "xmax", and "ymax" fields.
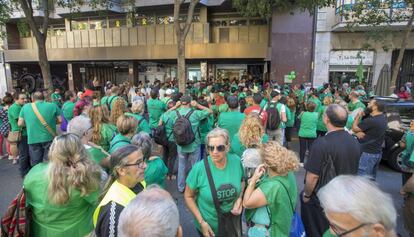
[{"xmin": 166, "ymin": 89, "xmax": 173, "ymax": 95}]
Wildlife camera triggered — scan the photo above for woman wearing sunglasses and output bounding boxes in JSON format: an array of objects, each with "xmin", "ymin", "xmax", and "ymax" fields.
[
  {"xmin": 23, "ymin": 134, "xmax": 101, "ymax": 236},
  {"xmin": 185, "ymin": 128, "xmax": 244, "ymax": 237},
  {"xmin": 93, "ymin": 145, "xmax": 147, "ymax": 237}
]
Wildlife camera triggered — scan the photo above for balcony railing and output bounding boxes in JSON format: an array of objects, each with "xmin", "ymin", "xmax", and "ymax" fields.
[{"xmin": 15, "ymin": 23, "xmax": 268, "ymax": 50}]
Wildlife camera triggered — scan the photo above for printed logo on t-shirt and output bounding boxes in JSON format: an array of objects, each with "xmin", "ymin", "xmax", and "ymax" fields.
[{"xmin": 217, "ymin": 184, "xmax": 237, "ymax": 204}]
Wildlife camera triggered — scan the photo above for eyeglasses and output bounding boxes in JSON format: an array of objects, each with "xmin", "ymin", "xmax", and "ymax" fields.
[
  {"xmin": 328, "ymin": 221, "xmax": 368, "ymax": 237},
  {"xmin": 207, "ymin": 145, "xmax": 226, "ymax": 152},
  {"xmin": 124, "ymin": 160, "xmax": 146, "ymax": 169}
]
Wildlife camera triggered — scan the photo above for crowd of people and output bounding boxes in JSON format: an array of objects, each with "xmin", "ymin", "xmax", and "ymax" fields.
[{"xmin": 0, "ymin": 78, "xmax": 413, "ymax": 237}]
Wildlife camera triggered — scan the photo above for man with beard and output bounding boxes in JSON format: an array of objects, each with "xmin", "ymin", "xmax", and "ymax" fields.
[{"xmin": 352, "ymin": 99, "xmax": 387, "ymax": 181}]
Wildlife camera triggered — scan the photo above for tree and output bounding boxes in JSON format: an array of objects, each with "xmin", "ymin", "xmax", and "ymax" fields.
[{"xmin": 174, "ymin": 0, "xmax": 199, "ymax": 93}]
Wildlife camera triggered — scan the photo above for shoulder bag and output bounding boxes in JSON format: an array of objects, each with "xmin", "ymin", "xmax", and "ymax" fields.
[
  {"xmin": 31, "ymin": 103, "xmax": 57, "ymax": 137},
  {"xmin": 203, "ymin": 157, "xmax": 241, "ymax": 237}
]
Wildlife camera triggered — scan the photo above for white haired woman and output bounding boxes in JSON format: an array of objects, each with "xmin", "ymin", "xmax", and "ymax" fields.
[
  {"xmin": 67, "ymin": 115, "xmax": 110, "ymax": 169},
  {"xmin": 23, "ymin": 134, "xmax": 101, "ymax": 236},
  {"xmin": 318, "ymin": 175, "xmax": 397, "ymax": 237},
  {"xmin": 125, "ymin": 100, "xmax": 151, "ymax": 134},
  {"xmin": 185, "ymin": 128, "xmax": 244, "ymax": 237},
  {"xmin": 243, "ymin": 141, "xmax": 299, "ymax": 237},
  {"xmin": 93, "ymin": 145, "xmax": 147, "ymax": 237}
]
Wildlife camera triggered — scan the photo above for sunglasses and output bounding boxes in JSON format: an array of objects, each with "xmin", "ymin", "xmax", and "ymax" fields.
[{"xmin": 207, "ymin": 145, "xmax": 226, "ymax": 152}]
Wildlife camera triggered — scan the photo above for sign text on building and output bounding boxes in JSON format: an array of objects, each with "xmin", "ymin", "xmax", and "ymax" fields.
[{"xmin": 330, "ymin": 50, "xmax": 374, "ymax": 66}]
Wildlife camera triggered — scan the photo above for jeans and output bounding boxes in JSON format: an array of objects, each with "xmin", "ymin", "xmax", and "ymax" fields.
[
  {"xmin": 177, "ymin": 147, "xmax": 201, "ymax": 192},
  {"xmin": 267, "ymin": 128, "xmax": 285, "ymax": 146},
  {"xmin": 29, "ymin": 141, "xmax": 52, "ymax": 167},
  {"xmin": 358, "ymin": 152, "xmax": 382, "ymax": 180},
  {"xmin": 299, "ymin": 137, "xmax": 315, "ymax": 163},
  {"xmin": 18, "ymin": 136, "xmax": 31, "ymax": 177}
]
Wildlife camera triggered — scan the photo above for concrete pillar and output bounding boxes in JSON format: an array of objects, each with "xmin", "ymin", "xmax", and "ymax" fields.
[
  {"xmin": 67, "ymin": 63, "xmax": 74, "ymax": 91},
  {"xmin": 4, "ymin": 63, "xmax": 12, "ymax": 93},
  {"xmin": 200, "ymin": 7, "xmax": 208, "ymax": 23},
  {"xmin": 65, "ymin": 18, "xmax": 71, "ymax": 32},
  {"xmin": 313, "ymin": 32, "xmax": 331, "ymax": 87},
  {"xmin": 200, "ymin": 62, "xmax": 207, "ymax": 81}
]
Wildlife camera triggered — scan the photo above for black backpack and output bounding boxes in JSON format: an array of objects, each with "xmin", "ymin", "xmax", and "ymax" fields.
[
  {"xmin": 173, "ymin": 110, "xmax": 195, "ymax": 146},
  {"xmin": 154, "ymin": 119, "xmax": 171, "ymax": 146},
  {"xmin": 262, "ymin": 102, "xmax": 280, "ymax": 131}
]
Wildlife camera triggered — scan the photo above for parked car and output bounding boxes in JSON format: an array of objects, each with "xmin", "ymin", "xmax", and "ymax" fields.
[{"xmin": 377, "ymin": 97, "xmax": 414, "ymax": 172}]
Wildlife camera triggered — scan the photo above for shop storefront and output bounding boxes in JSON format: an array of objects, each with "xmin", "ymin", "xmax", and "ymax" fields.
[{"xmin": 329, "ymin": 50, "xmax": 375, "ymax": 86}]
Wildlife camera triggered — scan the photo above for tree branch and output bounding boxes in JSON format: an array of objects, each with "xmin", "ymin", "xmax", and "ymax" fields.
[
  {"xmin": 182, "ymin": 0, "xmax": 199, "ymax": 39},
  {"xmin": 18, "ymin": 0, "xmax": 43, "ymax": 40},
  {"xmin": 174, "ymin": 0, "xmax": 183, "ymax": 38},
  {"xmin": 41, "ymin": 0, "xmax": 50, "ymax": 35}
]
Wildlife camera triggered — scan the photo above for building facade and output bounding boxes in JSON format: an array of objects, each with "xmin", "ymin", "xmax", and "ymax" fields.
[
  {"xmin": 3, "ymin": 0, "xmax": 272, "ymax": 92},
  {"xmin": 313, "ymin": 2, "xmax": 414, "ymax": 88}
]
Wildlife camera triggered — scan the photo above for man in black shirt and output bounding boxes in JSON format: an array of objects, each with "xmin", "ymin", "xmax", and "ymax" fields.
[
  {"xmin": 352, "ymin": 99, "xmax": 387, "ymax": 180},
  {"xmin": 301, "ymin": 104, "xmax": 361, "ymax": 237}
]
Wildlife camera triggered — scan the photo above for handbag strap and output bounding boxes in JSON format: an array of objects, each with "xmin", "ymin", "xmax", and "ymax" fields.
[
  {"xmin": 203, "ymin": 157, "xmax": 222, "ymax": 217},
  {"xmin": 31, "ymin": 103, "xmax": 57, "ymax": 137}
]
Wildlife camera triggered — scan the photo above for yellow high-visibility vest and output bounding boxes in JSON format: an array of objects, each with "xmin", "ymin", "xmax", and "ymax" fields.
[{"xmin": 92, "ymin": 180, "xmax": 146, "ymax": 226}]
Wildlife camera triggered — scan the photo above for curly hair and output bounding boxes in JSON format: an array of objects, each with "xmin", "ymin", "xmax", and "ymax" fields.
[
  {"xmin": 110, "ymin": 98, "xmax": 127, "ymax": 124},
  {"xmin": 89, "ymin": 105, "xmax": 110, "ymax": 145},
  {"xmin": 47, "ymin": 134, "xmax": 101, "ymax": 205},
  {"xmin": 260, "ymin": 141, "xmax": 299, "ymax": 175},
  {"xmin": 239, "ymin": 113, "xmax": 265, "ymax": 148}
]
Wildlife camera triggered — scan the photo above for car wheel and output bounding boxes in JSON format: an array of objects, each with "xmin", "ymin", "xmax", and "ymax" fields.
[{"xmin": 387, "ymin": 147, "xmax": 404, "ymax": 172}]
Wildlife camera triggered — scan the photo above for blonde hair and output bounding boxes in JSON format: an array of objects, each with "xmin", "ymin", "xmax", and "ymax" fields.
[
  {"xmin": 131, "ymin": 100, "xmax": 144, "ymax": 114},
  {"xmin": 260, "ymin": 141, "xmax": 299, "ymax": 175},
  {"xmin": 89, "ymin": 105, "xmax": 110, "ymax": 145},
  {"xmin": 323, "ymin": 96, "xmax": 333, "ymax": 106},
  {"xmin": 117, "ymin": 115, "xmax": 138, "ymax": 135},
  {"xmin": 110, "ymin": 98, "xmax": 127, "ymax": 124},
  {"xmin": 47, "ymin": 134, "xmax": 101, "ymax": 205},
  {"xmin": 287, "ymin": 96, "xmax": 296, "ymax": 111},
  {"xmin": 239, "ymin": 113, "xmax": 265, "ymax": 148},
  {"xmin": 206, "ymin": 127, "xmax": 230, "ymax": 146}
]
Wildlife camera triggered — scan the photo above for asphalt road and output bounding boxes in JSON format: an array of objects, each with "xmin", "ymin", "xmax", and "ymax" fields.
[{"xmin": 0, "ymin": 140, "xmax": 409, "ymax": 237}]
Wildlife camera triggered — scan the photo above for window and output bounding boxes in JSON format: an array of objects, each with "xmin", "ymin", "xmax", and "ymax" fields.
[
  {"xmin": 109, "ymin": 19, "xmax": 126, "ymax": 28},
  {"xmin": 71, "ymin": 20, "xmax": 88, "ymax": 30},
  {"xmin": 229, "ymin": 19, "xmax": 247, "ymax": 26},
  {"xmin": 90, "ymin": 20, "xmax": 107, "ymax": 30},
  {"xmin": 219, "ymin": 28, "xmax": 229, "ymax": 43},
  {"xmin": 249, "ymin": 19, "xmax": 267, "ymax": 25}
]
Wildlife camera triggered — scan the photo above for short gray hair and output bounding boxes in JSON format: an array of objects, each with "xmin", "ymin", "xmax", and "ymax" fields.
[
  {"xmin": 118, "ymin": 185, "xmax": 179, "ymax": 237},
  {"xmin": 131, "ymin": 132, "xmax": 153, "ymax": 159},
  {"xmin": 317, "ymin": 175, "xmax": 397, "ymax": 231},
  {"xmin": 206, "ymin": 127, "xmax": 230, "ymax": 146},
  {"xmin": 67, "ymin": 116, "xmax": 92, "ymax": 138}
]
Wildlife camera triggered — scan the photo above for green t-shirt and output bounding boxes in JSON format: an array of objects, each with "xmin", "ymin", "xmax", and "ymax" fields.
[
  {"xmin": 23, "ymin": 163, "xmax": 99, "ymax": 237},
  {"xmin": 186, "ymin": 154, "xmax": 244, "ymax": 235},
  {"xmin": 160, "ymin": 111, "xmax": 175, "ymax": 142},
  {"xmin": 169, "ymin": 108, "xmax": 210, "ymax": 153},
  {"xmin": 276, "ymin": 102, "xmax": 286, "ymax": 129},
  {"xmin": 347, "ymin": 100, "xmax": 366, "ymax": 112},
  {"xmin": 294, "ymin": 90, "xmax": 305, "ymax": 104},
  {"xmin": 8, "ymin": 102, "xmax": 27, "ymax": 136},
  {"xmin": 317, "ymin": 105, "xmax": 327, "ymax": 132},
  {"xmin": 99, "ymin": 123, "xmax": 118, "ymax": 152},
  {"xmin": 86, "ymin": 145, "xmax": 108, "ymax": 165},
  {"xmin": 19, "ymin": 101, "xmax": 59, "ymax": 144},
  {"xmin": 62, "ymin": 101, "xmax": 75, "ymax": 121},
  {"xmin": 218, "ymin": 104, "xmax": 229, "ymax": 113},
  {"xmin": 298, "ymin": 111, "xmax": 318, "ymax": 138},
  {"xmin": 145, "ymin": 156, "xmax": 168, "ymax": 188},
  {"xmin": 51, "ymin": 92, "xmax": 62, "ymax": 107},
  {"xmin": 199, "ymin": 115, "xmax": 214, "ymax": 145},
  {"xmin": 323, "ymin": 230, "xmax": 336, "ymax": 237},
  {"xmin": 109, "ymin": 134, "xmax": 131, "ymax": 154},
  {"xmin": 308, "ymin": 97, "xmax": 322, "ymax": 112},
  {"xmin": 260, "ymin": 99, "xmax": 268, "ymax": 109},
  {"xmin": 286, "ymin": 107, "xmax": 295, "ymax": 128},
  {"xmin": 101, "ymin": 95, "xmax": 119, "ymax": 110},
  {"xmin": 345, "ymin": 116, "xmax": 354, "ymax": 130},
  {"xmin": 217, "ymin": 111, "xmax": 245, "ymax": 141},
  {"xmin": 147, "ymin": 98, "xmax": 167, "ymax": 129},
  {"xmin": 230, "ymin": 133, "xmax": 269, "ymax": 158},
  {"xmin": 254, "ymin": 172, "xmax": 298, "ymax": 237},
  {"xmin": 125, "ymin": 112, "xmax": 151, "ymax": 134}
]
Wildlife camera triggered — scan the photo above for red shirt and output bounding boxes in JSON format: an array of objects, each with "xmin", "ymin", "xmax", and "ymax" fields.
[
  {"xmin": 398, "ymin": 91, "xmax": 410, "ymax": 99},
  {"xmin": 244, "ymin": 105, "xmax": 268, "ymax": 126}
]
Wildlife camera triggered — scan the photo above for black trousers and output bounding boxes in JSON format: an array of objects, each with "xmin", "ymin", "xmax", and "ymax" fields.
[
  {"xmin": 299, "ymin": 137, "xmax": 315, "ymax": 163},
  {"xmin": 18, "ymin": 136, "xmax": 31, "ymax": 177},
  {"xmin": 163, "ymin": 140, "xmax": 177, "ymax": 176},
  {"xmin": 300, "ymin": 191, "xmax": 329, "ymax": 237}
]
